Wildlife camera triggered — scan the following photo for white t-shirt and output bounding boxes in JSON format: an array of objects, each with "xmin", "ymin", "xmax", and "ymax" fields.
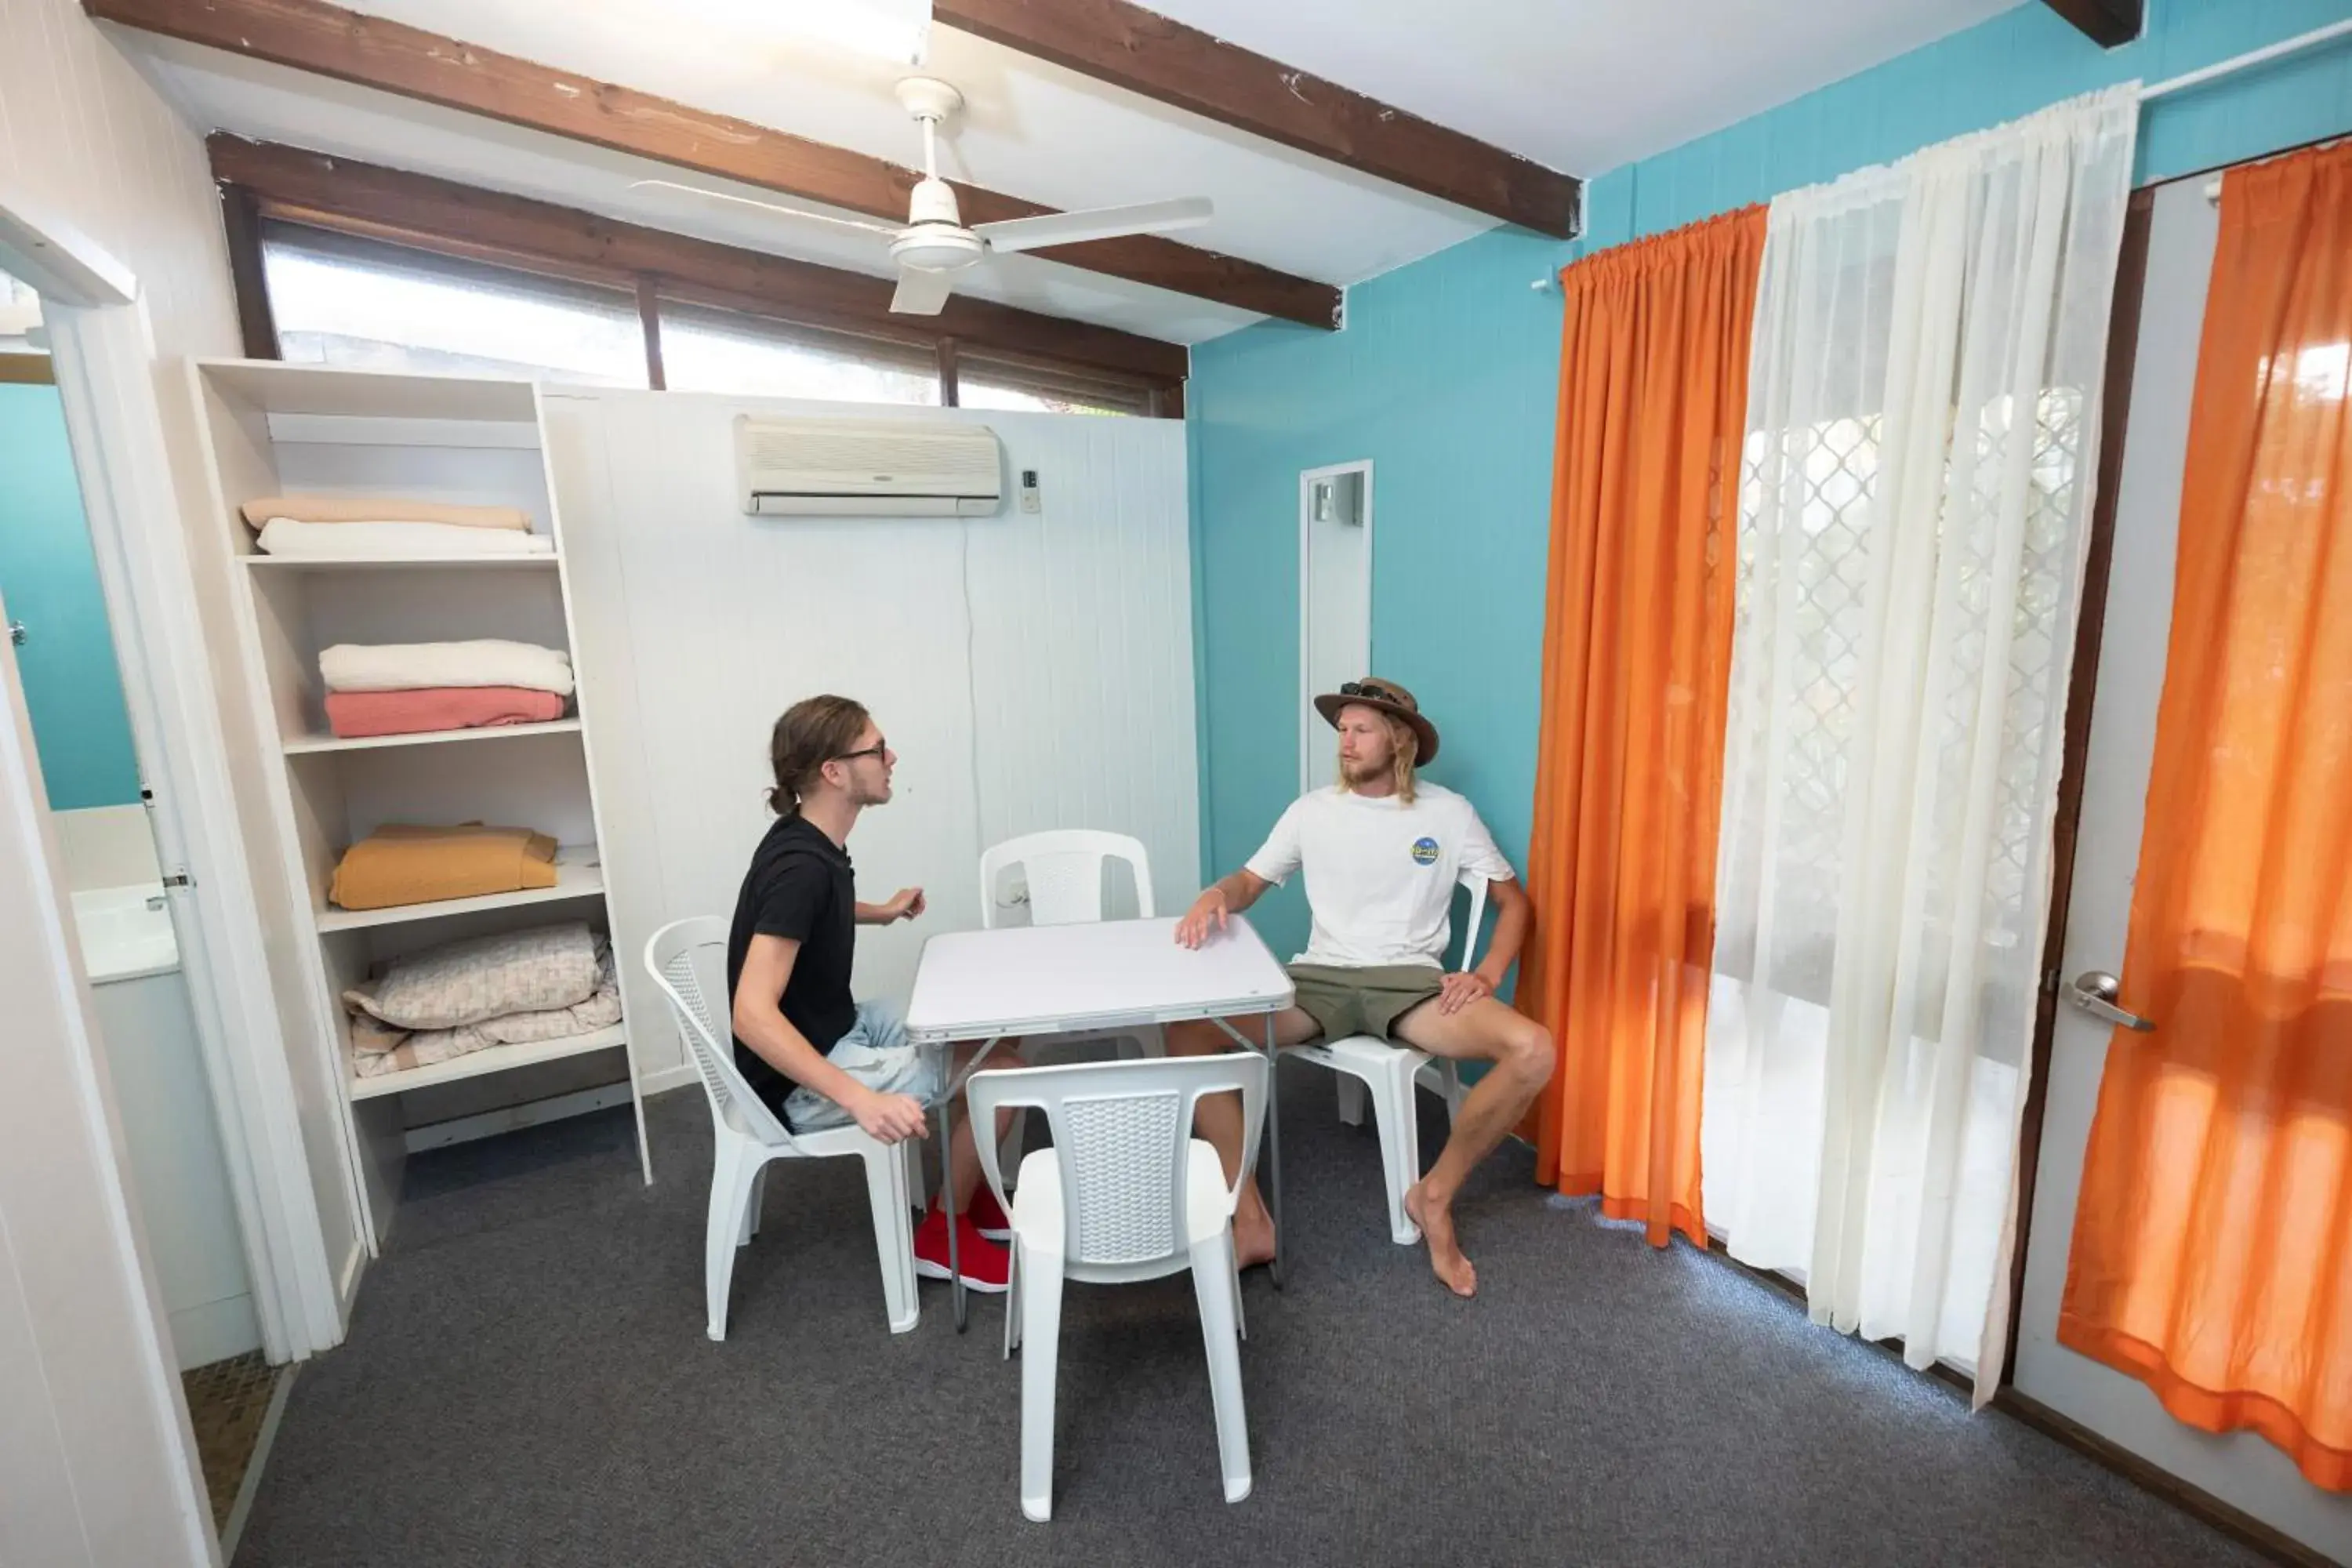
[{"xmin": 1244, "ymin": 784, "xmax": 1515, "ymax": 970}]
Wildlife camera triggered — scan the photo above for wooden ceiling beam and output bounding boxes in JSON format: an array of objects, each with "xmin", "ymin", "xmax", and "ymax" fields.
[
  {"xmin": 932, "ymin": 0, "xmax": 1580, "ymax": 237},
  {"xmin": 87, "ymin": 0, "xmax": 1340, "ymax": 327},
  {"xmin": 2038, "ymin": 0, "xmax": 2143, "ymax": 49},
  {"xmin": 208, "ymin": 136, "xmax": 1190, "ymax": 383}
]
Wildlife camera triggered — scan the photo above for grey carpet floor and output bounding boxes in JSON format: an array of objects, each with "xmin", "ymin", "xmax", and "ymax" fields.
[{"xmin": 236, "ymin": 1066, "xmax": 2263, "ymax": 1567}]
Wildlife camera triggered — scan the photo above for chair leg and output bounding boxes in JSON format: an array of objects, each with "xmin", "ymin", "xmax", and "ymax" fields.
[
  {"xmin": 1189, "ymin": 1231, "xmax": 1253, "ymax": 1504},
  {"xmin": 1003, "ymin": 1238, "xmax": 1021, "ymax": 1360},
  {"xmin": 1373, "ymin": 1058, "xmax": 1424, "ymax": 1246},
  {"xmin": 739, "ymin": 1164, "xmax": 766, "ymax": 1245},
  {"xmin": 1000, "ymin": 1105, "xmax": 1028, "ymax": 1185},
  {"xmin": 1231, "ymin": 1250, "xmax": 1247, "ymax": 1342},
  {"xmin": 705, "ymin": 1135, "xmax": 753, "ymax": 1341},
  {"xmin": 905, "ymin": 1137, "xmax": 928, "ymax": 1214},
  {"xmin": 858, "ymin": 1140, "xmax": 920, "ymax": 1335},
  {"xmin": 1018, "ymin": 1246, "xmax": 1066, "ymax": 1522},
  {"xmin": 1336, "ymin": 1073, "xmax": 1369, "ymax": 1127}
]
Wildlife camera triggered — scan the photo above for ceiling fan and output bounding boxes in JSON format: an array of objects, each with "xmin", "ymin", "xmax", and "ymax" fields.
[{"xmin": 632, "ymin": 78, "xmax": 1214, "ymax": 315}]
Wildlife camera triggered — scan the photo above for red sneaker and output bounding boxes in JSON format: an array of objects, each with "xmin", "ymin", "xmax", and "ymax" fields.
[
  {"xmin": 965, "ymin": 1185, "xmax": 1013, "ymax": 1241},
  {"xmin": 913, "ymin": 1207, "xmax": 1011, "ymax": 1292}
]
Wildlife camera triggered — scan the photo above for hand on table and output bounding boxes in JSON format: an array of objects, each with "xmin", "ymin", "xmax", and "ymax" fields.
[
  {"xmin": 1174, "ymin": 887, "xmax": 1230, "ymax": 949},
  {"xmin": 880, "ymin": 887, "xmax": 927, "ymax": 923},
  {"xmin": 851, "ymin": 1089, "xmax": 930, "ymax": 1145},
  {"xmin": 1437, "ymin": 971, "xmax": 1494, "ymax": 1014}
]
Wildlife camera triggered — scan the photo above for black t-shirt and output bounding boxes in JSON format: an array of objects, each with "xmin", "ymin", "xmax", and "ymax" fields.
[{"xmin": 725, "ymin": 814, "xmax": 858, "ymax": 1121}]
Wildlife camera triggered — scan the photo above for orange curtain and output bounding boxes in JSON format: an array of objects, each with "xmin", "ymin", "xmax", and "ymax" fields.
[
  {"xmin": 1517, "ymin": 207, "xmax": 1765, "ymax": 1248},
  {"xmin": 2058, "ymin": 143, "xmax": 2352, "ymax": 1494}
]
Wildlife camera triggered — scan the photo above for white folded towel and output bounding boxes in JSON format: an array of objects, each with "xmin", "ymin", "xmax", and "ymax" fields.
[
  {"xmin": 256, "ymin": 518, "xmax": 554, "ymax": 557},
  {"xmin": 319, "ymin": 640, "xmax": 575, "ymax": 697}
]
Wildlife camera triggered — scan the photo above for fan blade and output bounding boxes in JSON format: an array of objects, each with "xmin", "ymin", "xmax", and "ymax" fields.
[
  {"xmin": 890, "ymin": 267, "xmax": 956, "ymax": 316},
  {"xmin": 627, "ymin": 180, "xmax": 902, "ymax": 239},
  {"xmin": 974, "ymin": 198, "xmax": 1212, "ymax": 254}
]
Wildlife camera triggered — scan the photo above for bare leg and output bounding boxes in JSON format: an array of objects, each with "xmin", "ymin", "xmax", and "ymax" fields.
[
  {"xmin": 943, "ymin": 1040, "xmax": 1018, "ymax": 1210},
  {"xmin": 1392, "ymin": 998, "xmax": 1555, "ymax": 1298},
  {"xmin": 1164, "ymin": 1011, "xmax": 1319, "ymax": 1268}
]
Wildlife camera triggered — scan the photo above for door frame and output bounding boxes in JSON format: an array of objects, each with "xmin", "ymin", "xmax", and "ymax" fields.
[
  {"xmin": 0, "ymin": 192, "xmax": 343, "ymax": 1364},
  {"xmin": 1297, "ymin": 458, "xmax": 1374, "ymax": 793}
]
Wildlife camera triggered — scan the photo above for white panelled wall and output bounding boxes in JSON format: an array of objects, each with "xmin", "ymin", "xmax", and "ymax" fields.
[{"xmin": 546, "ymin": 391, "xmax": 1199, "ymax": 1086}]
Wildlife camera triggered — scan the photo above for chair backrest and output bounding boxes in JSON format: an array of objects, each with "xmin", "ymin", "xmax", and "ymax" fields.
[
  {"xmin": 1453, "ymin": 869, "xmax": 1493, "ymax": 971},
  {"xmin": 978, "ymin": 829, "xmax": 1156, "ymax": 929},
  {"xmin": 967, "ymin": 1052, "xmax": 1265, "ymax": 1273},
  {"xmin": 643, "ymin": 916, "xmax": 792, "ymax": 1148}
]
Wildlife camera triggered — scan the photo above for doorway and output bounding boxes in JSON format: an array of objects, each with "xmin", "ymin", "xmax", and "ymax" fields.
[
  {"xmin": 1299, "ymin": 460, "xmax": 1371, "ymax": 792},
  {"xmin": 2009, "ymin": 174, "xmax": 2352, "ymax": 1559},
  {"xmin": 0, "ymin": 268, "xmax": 283, "ymax": 1537}
]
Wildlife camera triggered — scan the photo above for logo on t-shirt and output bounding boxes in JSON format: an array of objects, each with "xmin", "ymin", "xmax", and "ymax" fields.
[{"xmin": 1409, "ymin": 836, "xmax": 1440, "ymax": 866}]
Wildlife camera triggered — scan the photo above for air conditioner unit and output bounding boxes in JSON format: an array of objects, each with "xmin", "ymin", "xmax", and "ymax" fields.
[{"xmin": 736, "ymin": 415, "xmax": 1004, "ymax": 517}]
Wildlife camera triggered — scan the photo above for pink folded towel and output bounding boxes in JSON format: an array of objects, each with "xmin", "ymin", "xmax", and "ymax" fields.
[
  {"xmin": 240, "ymin": 495, "xmax": 532, "ymax": 532},
  {"xmin": 323, "ymin": 686, "xmax": 567, "ymax": 739}
]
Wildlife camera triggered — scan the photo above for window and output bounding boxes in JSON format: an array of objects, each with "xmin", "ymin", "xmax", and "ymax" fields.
[
  {"xmin": 958, "ymin": 350, "xmax": 1153, "ymax": 417},
  {"xmin": 260, "ymin": 225, "xmax": 649, "ymax": 386},
  {"xmin": 657, "ymin": 301, "xmax": 938, "ymax": 405}
]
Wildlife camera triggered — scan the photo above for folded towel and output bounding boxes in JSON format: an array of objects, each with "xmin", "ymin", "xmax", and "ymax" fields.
[
  {"xmin": 241, "ymin": 494, "xmax": 532, "ymax": 532},
  {"xmin": 256, "ymin": 518, "xmax": 554, "ymax": 557},
  {"xmin": 323, "ymin": 686, "xmax": 568, "ymax": 739},
  {"xmin": 319, "ymin": 640, "xmax": 575, "ymax": 698},
  {"xmin": 351, "ymin": 947, "xmax": 622, "ymax": 1080},
  {"xmin": 328, "ymin": 822, "xmax": 560, "ymax": 911},
  {"xmin": 343, "ymin": 920, "xmax": 601, "ymax": 1030}
]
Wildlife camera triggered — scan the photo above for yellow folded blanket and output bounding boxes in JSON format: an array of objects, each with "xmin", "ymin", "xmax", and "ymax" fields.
[
  {"xmin": 239, "ymin": 494, "xmax": 532, "ymax": 532},
  {"xmin": 328, "ymin": 823, "xmax": 560, "ymax": 911}
]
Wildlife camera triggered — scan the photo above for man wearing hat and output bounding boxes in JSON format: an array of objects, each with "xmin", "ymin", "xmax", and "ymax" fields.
[{"xmin": 1168, "ymin": 677, "xmax": 1551, "ymax": 1298}]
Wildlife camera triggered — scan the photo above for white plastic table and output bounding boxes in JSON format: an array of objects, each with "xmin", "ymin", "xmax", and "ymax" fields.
[{"xmin": 903, "ymin": 914, "xmax": 1295, "ymax": 1329}]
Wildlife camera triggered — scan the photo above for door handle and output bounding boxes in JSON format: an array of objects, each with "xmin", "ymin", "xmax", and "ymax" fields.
[{"xmin": 2068, "ymin": 970, "xmax": 2154, "ymax": 1032}]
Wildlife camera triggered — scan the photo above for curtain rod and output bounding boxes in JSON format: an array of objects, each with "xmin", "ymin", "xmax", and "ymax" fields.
[{"xmin": 2140, "ymin": 18, "xmax": 2352, "ymax": 102}]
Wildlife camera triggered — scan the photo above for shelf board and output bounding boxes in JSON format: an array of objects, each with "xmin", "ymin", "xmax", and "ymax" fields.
[
  {"xmin": 242, "ymin": 552, "xmax": 559, "ymax": 570},
  {"xmin": 196, "ymin": 358, "xmax": 541, "ymax": 423},
  {"xmin": 283, "ymin": 718, "xmax": 581, "ymax": 756},
  {"xmin": 347, "ymin": 1023, "xmax": 627, "ymax": 1100},
  {"xmin": 316, "ymin": 845, "xmax": 604, "ymax": 932}
]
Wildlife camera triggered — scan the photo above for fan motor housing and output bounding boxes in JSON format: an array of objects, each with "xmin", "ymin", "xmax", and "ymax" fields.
[{"xmin": 891, "ymin": 223, "xmax": 984, "ymax": 273}]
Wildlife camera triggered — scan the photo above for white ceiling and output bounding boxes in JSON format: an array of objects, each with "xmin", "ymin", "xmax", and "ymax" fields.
[{"xmin": 115, "ymin": 0, "xmax": 2024, "ymax": 346}]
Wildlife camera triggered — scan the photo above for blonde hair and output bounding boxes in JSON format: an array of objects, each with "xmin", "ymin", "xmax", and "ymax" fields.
[{"xmin": 1335, "ymin": 713, "xmax": 1418, "ymax": 805}]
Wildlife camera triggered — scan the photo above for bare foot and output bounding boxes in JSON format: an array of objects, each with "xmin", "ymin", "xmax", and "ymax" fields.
[
  {"xmin": 1404, "ymin": 1182, "xmax": 1476, "ymax": 1298},
  {"xmin": 1232, "ymin": 1203, "xmax": 1277, "ymax": 1270}
]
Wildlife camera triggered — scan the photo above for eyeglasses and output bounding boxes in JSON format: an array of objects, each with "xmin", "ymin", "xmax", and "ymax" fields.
[
  {"xmin": 1339, "ymin": 681, "xmax": 1402, "ymax": 706},
  {"xmin": 834, "ymin": 740, "xmax": 890, "ymax": 764}
]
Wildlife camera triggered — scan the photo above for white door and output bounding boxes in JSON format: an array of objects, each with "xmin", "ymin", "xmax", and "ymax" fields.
[
  {"xmin": 1298, "ymin": 462, "xmax": 1371, "ymax": 792},
  {"xmin": 2009, "ymin": 176, "xmax": 2352, "ymax": 1559}
]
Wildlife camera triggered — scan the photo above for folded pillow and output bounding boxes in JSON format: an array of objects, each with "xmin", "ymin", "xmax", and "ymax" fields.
[
  {"xmin": 327, "ymin": 822, "xmax": 560, "ymax": 912},
  {"xmin": 240, "ymin": 494, "xmax": 531, "ymax": 531},
  {"xmin": 319, "ymin": 640, "xmax": 575, "ymax": 698},
  {"xmin": 256, "ymin": 518, "xmax": 553, "ymax": 557},
  {"xmin": 343, "ymin": 920, "xmax": 601, "ymax": 1031},
  {"xmin": 351, "ymin": 944, "xmax": 620, "ymax": 1080},
  {"xmin": 324, "ymin": 687, "xmax": 568, "ymax": 739}
]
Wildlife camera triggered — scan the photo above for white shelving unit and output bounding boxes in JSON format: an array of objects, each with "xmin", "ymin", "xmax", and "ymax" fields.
[{"xmin": 188, "ymin": 359, "xmax": 649, "ymax": 1256}]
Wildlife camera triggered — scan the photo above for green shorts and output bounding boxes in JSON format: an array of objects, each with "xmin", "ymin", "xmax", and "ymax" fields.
[{"xmin": 1286, "ymin": 964, "xmax": 1444, "ymax": 1043}]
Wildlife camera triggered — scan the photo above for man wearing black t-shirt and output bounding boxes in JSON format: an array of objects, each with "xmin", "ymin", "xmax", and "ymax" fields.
[{"xmin": 727, "ymin": 694, "xmax": 1011, "ymax": 1290}]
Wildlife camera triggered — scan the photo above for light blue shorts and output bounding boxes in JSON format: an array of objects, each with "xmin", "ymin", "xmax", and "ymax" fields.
[{"xmin": 783, "ymin": 1000, "xmax": 943, "ymax": 1131}]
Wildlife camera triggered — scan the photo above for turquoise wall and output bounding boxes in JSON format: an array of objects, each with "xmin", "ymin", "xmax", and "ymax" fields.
[
  {"xmin": 0, "ymin": 381, "xmax": 140, "ymax": 811},
  {"xmin": 1189, "ymin": 0, "xmax": 2352, "ymax": 961}
]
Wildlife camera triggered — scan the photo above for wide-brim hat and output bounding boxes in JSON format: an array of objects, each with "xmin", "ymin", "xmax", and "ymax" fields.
[{"xmin": 1313, "ymin": 676, "xmax": 1439, "ymax": 764}]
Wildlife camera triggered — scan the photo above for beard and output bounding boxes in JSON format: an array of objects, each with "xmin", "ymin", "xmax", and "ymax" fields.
[{"xmin": 1341, "ymin": 753, "xmax": 1389, "ymax": 787}]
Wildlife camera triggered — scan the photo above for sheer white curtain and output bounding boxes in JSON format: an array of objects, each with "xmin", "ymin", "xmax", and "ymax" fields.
[{"xmin": 1700, "ymin": 87, "xmax": 2138, "ymax": 1401}]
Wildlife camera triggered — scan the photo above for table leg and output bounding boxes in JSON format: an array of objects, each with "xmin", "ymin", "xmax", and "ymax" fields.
[
  {"xmin": 941, "ymin": 1088, "xmax": 967, "ymax": 1333},
  {"xmin": 1264, "ymin": 1011, "xmax": 1284, "ymax": 1290}
]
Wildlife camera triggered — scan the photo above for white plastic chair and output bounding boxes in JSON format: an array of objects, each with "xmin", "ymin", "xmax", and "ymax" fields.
[
  {"xmin": 980, "ymin": 830, "xmax": 1163, "ymax": 1178},
  {"xmin": 978, "ymin": 829, "xmax": 1157, "ymax": 929},
  {"xmin": 644, "ymin": 916, "xmax": 920, "ymax": 1338},
  {"xmin": 1284, "ymin": 871, "xmax": 1489, "ymax": 1246},
  {"xmin": 968, "ymin": 1051, "xmax": 1267, "ymax": 1523}
]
